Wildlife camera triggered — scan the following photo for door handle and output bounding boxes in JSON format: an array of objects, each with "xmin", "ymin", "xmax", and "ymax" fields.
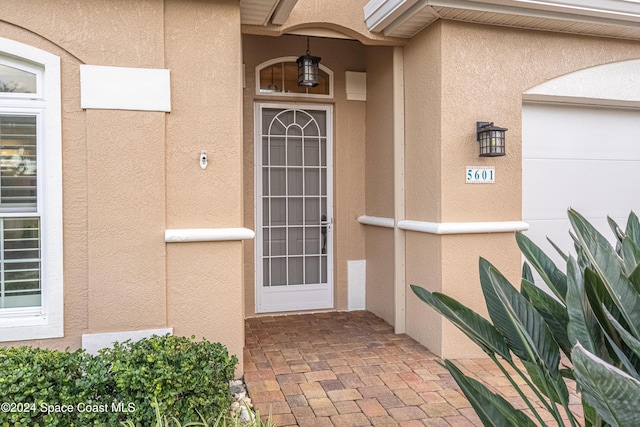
[{"xmin": 321, "ymin": 215, "xmax": 329, "ymax": 254}]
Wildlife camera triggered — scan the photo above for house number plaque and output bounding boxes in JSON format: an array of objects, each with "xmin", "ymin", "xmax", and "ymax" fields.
[{"xmin": 466, "ymin": 166, "xmax": 495, "ymax": 184}]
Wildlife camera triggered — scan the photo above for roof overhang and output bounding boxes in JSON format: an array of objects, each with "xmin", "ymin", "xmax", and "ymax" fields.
[
  {"xmin": 240, "ymin": 0, "xmax": 299, "ymax": 26},
  {"xmin": 364, "ymin": 0, "xmax": 640, "ymax": 39}
]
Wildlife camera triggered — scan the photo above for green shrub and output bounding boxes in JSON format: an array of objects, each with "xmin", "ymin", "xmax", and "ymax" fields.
[
  {"xmin": 0, "ymin": 346, "xmax": 114, "ymax": 426},
  {"xmin": 411, "ymin": 208, "xmax": 640, "ymax": 426},
  {"xmin": 102, "ymin": 334, "xmax": 237, "ymax": 426},
  {"xmin": 0, "ymin": 335, "xmax": 237, "ymax": 427}
]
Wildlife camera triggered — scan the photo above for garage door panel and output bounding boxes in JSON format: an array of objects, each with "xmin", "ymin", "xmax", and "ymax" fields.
[
  {"xmin": 523, "ymin": 102, "xmax": 640, "ymax": 281},
  {"xmin": 523, "ymin": 104, "xmax": 640, "ymax": 161},
  {"xmin": 523, "ymin": 158, "xmax": 640, "ymax": 220}
]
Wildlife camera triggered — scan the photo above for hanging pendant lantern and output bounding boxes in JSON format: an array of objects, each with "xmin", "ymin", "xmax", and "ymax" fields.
[{"xmin": 297, "ymin": 37, "xmax": 321, "ymax": 87}]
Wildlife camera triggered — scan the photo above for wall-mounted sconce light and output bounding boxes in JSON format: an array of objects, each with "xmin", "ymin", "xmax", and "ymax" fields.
[
  {"xmin": 297, "ymin": 37, "xmax": 321, "ymax": 87},
  {"xmin": 476, "ymin": 121, "xmax": 507, "ymax": 157}
]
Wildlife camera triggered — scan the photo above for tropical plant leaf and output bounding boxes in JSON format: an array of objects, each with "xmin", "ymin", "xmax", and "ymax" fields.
[
  {"xmin": 522, "ymin": 360, "xmax": 569, "ymax": 404},
  {"xmin": 443, "ymin": 360, "xmax": 537, "ymax": 427},
  {"xmin": 628, "ymin": 263, "xmax": 640, "ymax": 295},
  {"xmin": 568, "ymin": 208, "xmax": 640, "ymax": 340},
  {"xmin": 520, "ymin": 279, "xmax": 571, "ymax": 358},
  {"xmin": 548, "ymin": 237, "xmax": 569, "ymax": 263},
  {"xmin": 625, "ymin": 211, "xmax": 640, "ymax": 248},
  {"xmin": 621, "ymin": 236, "xmax": 640, "ymax": 277},
  {"xmin": 566, "ymin": 256, "xmax": 604, "ymax": 357},
  {"xmin": 516, "ymin": 232, "xmax": 567, "ymax": 302},
  {"xmin": 573, "ymin": 343, "xmax": 640, "ymax": 427},
  {"xmin": 410, "ymin": 285, "xmax": 512, "ymax": 360},
  {"xmin": 605, "ymin": 309, "xmax": 640, "ymax": 372},
  {"xmin": 602, "ymin": 330, "xmax": 640, "ymax": 380},
  {"xmin": 522, "ymin": 262, "xmax": 535, "ymax": 286},
  {"xmin": 488, "ymin": 267, "xmax": 561, "ymax": 378},
  {"xmin": 480, "ymin": 258, "xmax": 532, "ymax": 363},
  {"xmin": 608, "ymin": 216, "xmax": 625, "ymax": 254}
]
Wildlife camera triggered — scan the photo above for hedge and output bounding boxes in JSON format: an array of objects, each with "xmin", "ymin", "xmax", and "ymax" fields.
[{"xmin": 0, "ymin": 334, "xmax": 237, "ymax": 427}]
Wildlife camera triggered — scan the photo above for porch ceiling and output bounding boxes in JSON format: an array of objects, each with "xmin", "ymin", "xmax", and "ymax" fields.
[
  {"xmin": 365, "ymin": 0, "xmax": 640, "ymax": 40},
  {"xmin": 240, "ymin": 0, "xmax": 298, "ymax": 26}
]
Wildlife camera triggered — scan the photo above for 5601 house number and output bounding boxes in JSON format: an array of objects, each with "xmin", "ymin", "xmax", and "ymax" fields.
[{"xmin": 466, "ymin": 166, "xmax": 495, "ymax": 184}]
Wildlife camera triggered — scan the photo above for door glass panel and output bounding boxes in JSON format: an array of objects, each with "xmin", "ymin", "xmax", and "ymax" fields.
[
  {"xmin": 289, "ymin": 257, "xmax": 303, "ymax": 285},
  {"xmin": 321, "ymin": 256, "xmax": 327, "ymax": 283},
  {"xmin": 304, "ymin": 139, "xmax": 319, "ymax": 166},
  {"xmin": 287, "ymin": 138, "xmax": 302, "ymax": 166},
  {"xmin": 305, "ymin": 198, "xmax": 319, "ymax": 225},
  {"xmin": 288, "ymin": 227, "xmax": 303, "ymax": 255},
  {"xmin": 262, "ymin": 198, "xmax": 270, "ymax": 224},
  {"xmin": 262, "ymin": 168, "xmax": 269, "ymax": 196},
  {"xmin": 271, "ymin": 258, "xmax": 286, "ymax": 286},
  {"xmin": 305, "ymin": 169, "xmax": 319, "ymax": 196},
  {"xmin": 263, "ymin": 228, "xmax": 270, "ymax": 256},
  {"xmin": 320, "ymin": 139, "xmax": 327, "ymax": 166},
  {"xmin": 263, "ymin": 259, "xmax": 270, "ymax": 287},
  {"xmin": 288, "ymin": 168, "xmax": 302, "ymax": 196},
  {"xmin": 305, "ymin": 227, "xmax": 321, "ymax": 255},
  {"xmin": 270, "ymin": 198, "xmax": 285, "ymax": 226},
  {"xmin": 289, "ymin": 198, "xmax": 303, "ymax": 225},
  {"xmin": 271, "ymin": 227, "xmax": 286, "ymax": 256},
  {"xmin": 305, "ymin": 256, "xmax": 320, "ymax": 284},
  {"xmin": 288, "ymin": 125, "xmax": 302, "ymax": 137},
  {"xmin": 270, "ymin": 168, "xmax": 285, "ymax": 196},
  {"xmin": 321, "ymin": 169, "xmax": 327, "ymax": 195},
  {"xmin": 269, "ymin": 137, "xmax": 286, "ymax": 166}
]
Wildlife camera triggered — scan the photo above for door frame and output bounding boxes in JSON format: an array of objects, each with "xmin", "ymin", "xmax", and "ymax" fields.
[{"xmin": 254, "ymin": 102, "xmax": 334, "ymax": 313}]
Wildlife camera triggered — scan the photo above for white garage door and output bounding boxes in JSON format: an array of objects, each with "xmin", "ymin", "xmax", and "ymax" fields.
[{"xmin": 522, "ymin": 102, "xmax": 640, "ymax": 267}]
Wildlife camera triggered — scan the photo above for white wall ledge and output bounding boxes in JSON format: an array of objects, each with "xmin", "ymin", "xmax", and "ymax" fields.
[
  {"xmin": 165, "ymin": 227, "xmax": 255, "ymax": 243},
  {"xmin": 397, "ymin": 220, "xmax": 529, "ymax": 235},
  {"xmin": 358, "ymin": 216, "xmax": 529, "ymax": 234},
  {"xmin": 358, "ymin": 215, "xmax": 395, "ymax": 228}
]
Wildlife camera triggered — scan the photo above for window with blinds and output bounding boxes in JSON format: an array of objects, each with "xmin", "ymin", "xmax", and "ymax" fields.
[
  {"xmin": 0, "ymin": 40, "xmax": 62, "ymax": 340},
  {"xmin": 0, "ymin": 74, "xmax": 41, "ymax": 310}
]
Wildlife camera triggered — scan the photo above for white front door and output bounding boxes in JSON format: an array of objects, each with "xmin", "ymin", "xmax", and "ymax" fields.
[{"xmin": 255, "ymin": 103, "xmax": 333, "ymax": 313}]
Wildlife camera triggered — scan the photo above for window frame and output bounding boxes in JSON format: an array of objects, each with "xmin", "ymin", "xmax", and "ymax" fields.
[
  {"xmin": 255, "ymin": 57, "xmax": 334, "ymax": 99},
  {"xmin": 0, "ymin": 37, "xmax": 63, "ymax": 341}
]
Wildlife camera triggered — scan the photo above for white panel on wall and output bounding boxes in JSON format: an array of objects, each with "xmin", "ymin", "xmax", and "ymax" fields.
[
  {"xmin": 345, "ymin": 71, "xmax": 367, "ymax": 101},
  {"xmin": 348, "ymin": 260, "xmax": 366, "ymax": 311},
  {"xmin": 80, "ymin": 65, "xmax": 171, "ymax": 112},
  {"xmin": 82, "ymin": 328, "xmax": 173, "ymax": 355}
]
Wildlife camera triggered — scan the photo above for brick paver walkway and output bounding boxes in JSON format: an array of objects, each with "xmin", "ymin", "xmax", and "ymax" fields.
[{"xmin": 243, "ymin": 311, "xmax": 581, "ymax": 427}]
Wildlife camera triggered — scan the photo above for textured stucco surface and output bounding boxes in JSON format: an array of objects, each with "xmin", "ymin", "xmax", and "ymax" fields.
[
  {"xmin": 0, "ymin": 0, "xmax": 246, "ymax": 373},
  {"xmin": 363, "ymin": 45, "xmax": 396, "ymax": 326},
  {"xmin": 403, "ymin": 20, "xmax": 640, "ymax": 358},
  {"xmin": 85, "ymin": 110, "xmax": 167, "ymax": 331}
]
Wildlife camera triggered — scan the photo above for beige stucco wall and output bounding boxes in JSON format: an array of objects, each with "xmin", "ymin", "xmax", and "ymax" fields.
[
  {"xmin": 164, "ymin": 0, "xmax": 245, "ymax": 372},
  {"xmin": 404, "ymin": 19, "xmax": 640, "ymax": 358},
  {"xmin": 242, "ymin": 34, "xmax": 367, "ymax": 316},
  {"xmin": 363, "ymin": 46, "xmax": 396, "ymax": 325},
  {"xmin": 0, "ymin": 0, "xmax": 246, "ymax": 374}
]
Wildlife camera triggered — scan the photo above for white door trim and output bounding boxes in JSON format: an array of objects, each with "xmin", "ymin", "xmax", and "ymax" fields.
[{"xmin": 254, "ymin": 102, "xmax": 334, "ymax": 313}]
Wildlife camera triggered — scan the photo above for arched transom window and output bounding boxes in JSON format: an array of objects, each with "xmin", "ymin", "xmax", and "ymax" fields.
[{"xmin": 256, "ymin": 57, "xmax": 333, "ymax": 98}]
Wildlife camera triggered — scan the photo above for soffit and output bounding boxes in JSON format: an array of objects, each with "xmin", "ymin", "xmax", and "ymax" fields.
[
  {"xmin": 365, "ymin": 0, "xmax": 640, "ymax": 40},
  {"xmin": 240, "ymin": 0, "xmax": 298, "ymax": 26}
]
